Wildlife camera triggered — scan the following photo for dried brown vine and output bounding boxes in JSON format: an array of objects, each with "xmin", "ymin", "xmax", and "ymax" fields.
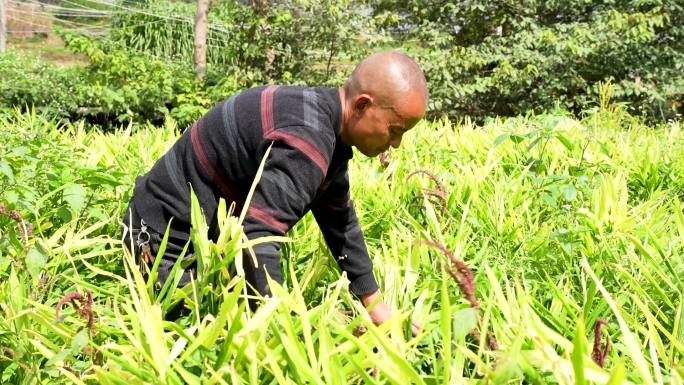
[
  {"xmin": 419, "ymin": 240, "xmax": 498, "ymax": 350},
  {"xmin": 0, "ymin": 203, "xmax": 33, "ymax": 249},
  {"xmin": 592, "ymin": 319, "xmax": 610, "ymax": 368},
  {"xmin": 56, "ymin": 289, "xmax": 95, "ymax": 334}
]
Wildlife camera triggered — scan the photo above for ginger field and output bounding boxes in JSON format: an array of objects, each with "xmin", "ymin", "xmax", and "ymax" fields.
[{"xmin": 1, "ymin": 103, "xmax": 683, "ymax": 384}]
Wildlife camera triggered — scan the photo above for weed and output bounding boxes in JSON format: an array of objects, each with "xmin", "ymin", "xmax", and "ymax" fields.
[
  {"xmin": 592, "ymin": 319, "xmax": 610, "ymax": 368},
  {"xmin": 55, "ymin": 289, "xmax": 95, "ymax": 334},
  {"xmin": 420, "ymin": 240, "xmax": 499, "ymax": 350},
  {"xmin": 0, "ymin": 203, "xmax": 33, "ymax": 249}
]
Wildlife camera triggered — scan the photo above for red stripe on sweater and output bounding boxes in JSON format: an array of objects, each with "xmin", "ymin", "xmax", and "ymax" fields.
[
  {"xmin": 260, "ymin": 85, "xmax": 279, "ymax": 136},
  {"xmin": 266, "ymin": 130, "xmax": 329, "ymax": 174},
  {"xmin": 247, "ymin": 205, "xmax": 288, "ymax": 233},
  {"xmin": 190, "ymin": 121, "xmax": 239, "ymax": 204}
]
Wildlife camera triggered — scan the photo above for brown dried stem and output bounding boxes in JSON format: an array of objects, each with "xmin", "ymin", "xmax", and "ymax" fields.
[
  {"xmin": 378, "ymin": 151, "xmax": 391, "ymax": 168},
  {"xmin": 420, "ymin": 240, "xmax": 499, "ymax": 350},
  {"xmin": 56, "ymin": 289, "xmax": 95, "ymax": 334},
  {"xmin": 408, "ymin": 203, "xmax": 426, "ymax": 212},
  {"xmin": 407, "ymin": 170, "xmax": 453, "ymax": 220},
  {"xmin": 592, "ymin": 319, "xmax": 610, "ymax": 368},
  {"xmin": 420, "ymin": 188, "xmax": 448, "ymax": 203},
  {"xmin": 0, "ymin": 346, "xmax": 32, "ymax": 372},
  {"xmin": 0, "ymin": 346, "xmax": 14, "ymax": 358},
  {"xmin": 406, "ymin": 169, "xmax": 448, "ymax": 197},
  {"xmin": 0, "ymin": 203, "xmax": 33, "ymax": 249}
]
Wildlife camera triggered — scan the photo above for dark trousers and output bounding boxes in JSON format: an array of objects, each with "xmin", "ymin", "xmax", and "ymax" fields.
[
  {"xmin": 121, "ymin": 200, "xmax": 195, "ymax": 289},
  {"xmin": 122, "ymin": 200, "xmax": 263, "ymax": 312}
]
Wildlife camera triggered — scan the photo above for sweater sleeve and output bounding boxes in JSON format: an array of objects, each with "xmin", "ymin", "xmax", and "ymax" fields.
[
  {"xmin": 241, "ymin": 127, "xmax": 330, "ymax": 297},
  {"xmin": 311, "ymin": 162, "xmax": 379, "ymax": 296}
]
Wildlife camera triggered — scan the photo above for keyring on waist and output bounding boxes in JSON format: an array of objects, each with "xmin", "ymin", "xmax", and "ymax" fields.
[{"xmin": 136, "ymin": 219, "xmax": 151, "ymax": 247}]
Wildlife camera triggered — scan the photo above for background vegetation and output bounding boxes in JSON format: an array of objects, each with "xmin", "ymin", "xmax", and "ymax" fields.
[
  {"xmin": 1, "ymin": 0, "xmax": 682, "ymax": 126},
  {"xmin": 1, "ymin": 0, "xmax": 683, "ymax": 383},
  {"xmin": 1, "ymin": 92, "xmax": 683, "ymax": 383}
]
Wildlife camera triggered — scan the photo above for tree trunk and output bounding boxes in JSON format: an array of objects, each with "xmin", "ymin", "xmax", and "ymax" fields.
[
  {"xmin": 194, "ymin": 0, "xmax": 209, "ymax": 81},
  {"xmin": 251, "ymin": 0, "xmax": 268, "ymax": 15},
  {"xmin": 0, "ymin": 0, "xmax": 7, "ymax": 53}
]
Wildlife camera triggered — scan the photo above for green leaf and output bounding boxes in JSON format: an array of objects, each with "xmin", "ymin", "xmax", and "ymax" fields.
[
  {"xmin": 605, "ymin": 360, "xmax": 625, "ymax": 385},
  {"xmin": 1, "ymin": 363, "xmax": 18, "ymax": 383},
  {"xmin": 542, "ymin": 192, "xmax": 557, "ymax": 207},
  {"xmin": 4, "ymin": 190, "xmax": 19, "ymax": 205},
  {"xmin": 510, "ymin": 134, "xmax": 527, "ymax": 144},
  {"xmin": 452, "ymin": 307, "xmax": 478, "ymax": 340},
  {"xmin": 556, "ymin": 133, "xmax": 575, "ymax": 151},
  {"xmin": 0, "ymin": 161, "xmax": 14, "ymax": 181},
  {"xmin": 63, "ymin": 184, "xmax": 86, "ymax": 214},
  {"xmin": 70, "ymin": 328, "xmax": 90, "ymax": 355},
  {"xmin": 0, "ymin": 255, "xmax": 10, "ymax": 274},
  {"xmin": 25, "ymin": 247, "xmax": 47, "ymax": 281},
  {"xmin": 440, "ymin": 272, "xmax": 452, "ymax": 384},
  {"xmin": 562, "ymin": 184, "xmax": 577, "ymax": 202},
  {"xmin": 493, "ymin": 134, "xmax": 509, "ymax": 147},
  {"xmin": 572, "ymin": 318, "xmax": 587, "ymax": 385},
  {"xmin": 527, "ymin": 136, "xmax": 542, "ymax": 150}
]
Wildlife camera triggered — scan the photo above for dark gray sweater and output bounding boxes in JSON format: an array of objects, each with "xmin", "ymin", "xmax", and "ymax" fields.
[{"xmin": 132, "ymin": 86, "xmax": 378, "ymax": 297}]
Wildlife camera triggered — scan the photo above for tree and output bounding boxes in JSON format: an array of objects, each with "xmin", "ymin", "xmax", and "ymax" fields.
[
  {"xmin": 371, "ymin": 0, "xmax": 684, "ymax": 122},
  {"xmin": 0, "ymin": 0, "xmax": 7, "ymax": 53},
  {"xmin": 194, "ymin": 0, "xmax": 209, "ymax": 81}
]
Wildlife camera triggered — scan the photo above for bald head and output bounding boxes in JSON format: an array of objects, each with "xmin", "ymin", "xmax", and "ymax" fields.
[
  {"xmin": 338, "ymin": 51, "xmax": 428, "ymax": 157},
  {"xmin": 345, "ymin": 51, "xmax": 428, "ymax": 108}
]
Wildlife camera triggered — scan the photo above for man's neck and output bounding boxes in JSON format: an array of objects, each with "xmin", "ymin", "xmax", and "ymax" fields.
[{"xmin": 338, "ymin": 87, "xmax": 351, "ymax": 145}]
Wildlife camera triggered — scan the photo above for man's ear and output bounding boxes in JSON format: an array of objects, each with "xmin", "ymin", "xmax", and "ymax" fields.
[{"xmin": 353, "ymin": 94, "xmax": 372, "ymax": 114}]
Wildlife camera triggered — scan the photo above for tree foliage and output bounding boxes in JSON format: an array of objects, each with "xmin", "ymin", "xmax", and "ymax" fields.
[
  {"xmin": 373, "ymin": 0, "xmax": 684, "ymax": 121},
  {"xmin": 112, "ymin": 0, "xmax": 382, "ymax": 86},
  {"xmin": 0, "ymin": 0, "xmax": 681, "ymax": 125}
]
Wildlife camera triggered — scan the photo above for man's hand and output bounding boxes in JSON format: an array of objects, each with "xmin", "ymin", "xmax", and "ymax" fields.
[
  {"xmin": 360, "ymin": 290, "xmax": 421, "ymax": 336},
  {"xmin": 361, "ymin": 290, "xmax": 392, "ymax": 325}
]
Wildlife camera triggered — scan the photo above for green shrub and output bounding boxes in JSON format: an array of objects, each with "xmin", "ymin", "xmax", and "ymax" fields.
[
  {"xmin": 0, "ymin": 51, "xmax": 82, "ymax": 119},
  {"xmin": 376, "ymin": 0, "xmax": 684, "ymax": 122},
  {"xmin": 1, "ymin": 106, "xmax": 683, "ymax": 383},
  {"xmin": 0, "ymin": 34, "xmax": 234, "ymax": 128},
  {"xmin": 110, "ymin": 0, "xmax": 384, "ymax": 86},
  {"xmin": 0, "ymin": 111, "xmax": 125, "ymax": 263}
]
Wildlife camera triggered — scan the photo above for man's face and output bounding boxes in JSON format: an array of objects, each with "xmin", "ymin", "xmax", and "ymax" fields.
[{"xmin": 349, "ymin": 92, "xmax": 425, "ymax": 157}]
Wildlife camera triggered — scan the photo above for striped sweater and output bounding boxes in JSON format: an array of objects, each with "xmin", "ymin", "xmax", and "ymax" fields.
[{"xmin": 132, "ymin": 86, "xmax": 378, "ymax": 297}]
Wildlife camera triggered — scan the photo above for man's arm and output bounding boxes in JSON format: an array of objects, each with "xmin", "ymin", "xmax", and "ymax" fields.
[
  {"xmin": 310, "ymin": 163, "xmax": 400, "ymax": 327},
  {"xmin": 311, "ymin": 163, "xmax": 379, "ymax": 297},
  {"xmin": 241, "ymin": 134, "xmax": 328, "ymax": 297},
  {"xmin": 311, "ymin": 164, "xmax": 421, "ymax": 335}
]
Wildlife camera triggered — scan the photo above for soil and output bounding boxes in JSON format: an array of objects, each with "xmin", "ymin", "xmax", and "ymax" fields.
[{"xmin": 9, "ymin": 33, "xmax": 88, "ymax": 68}]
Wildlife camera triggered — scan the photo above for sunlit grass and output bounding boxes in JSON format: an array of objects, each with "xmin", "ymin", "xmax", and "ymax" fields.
[{"xmin": 0, "ymin": 104, "xmax": 683, "ymax": 383}]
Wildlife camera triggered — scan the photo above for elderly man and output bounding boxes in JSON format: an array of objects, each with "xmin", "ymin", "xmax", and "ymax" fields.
[{"xmin": 123, "ymin": 50, "xmax": 428, "ymax": 328}]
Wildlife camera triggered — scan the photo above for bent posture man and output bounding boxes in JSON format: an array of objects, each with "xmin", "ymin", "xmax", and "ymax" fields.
[{"xmin": 123, "ymin": 51, "xmax": 428, "ymax": 327}]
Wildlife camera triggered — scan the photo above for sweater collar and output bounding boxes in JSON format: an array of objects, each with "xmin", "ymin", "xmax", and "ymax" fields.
[{"xmin": 322, "ymin": 87, "xmax": 353, "ymax": 160}]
